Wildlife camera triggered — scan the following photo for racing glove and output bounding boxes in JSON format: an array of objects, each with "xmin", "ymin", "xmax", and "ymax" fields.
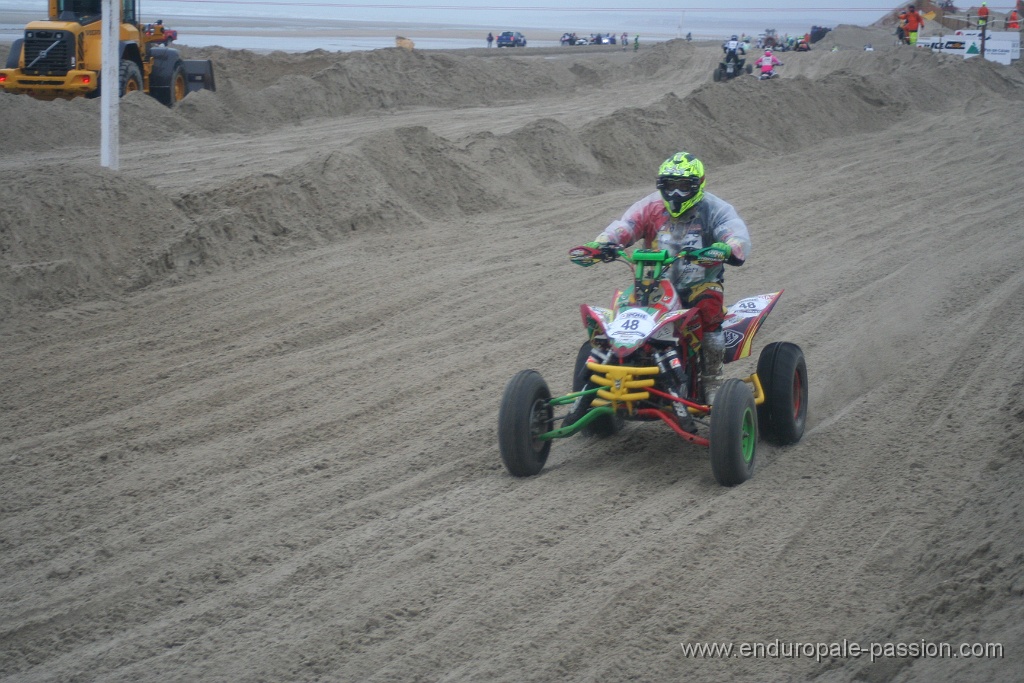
[
  {"xmin": 569, "ymin": 238, "xmax": 617, "ymax": 267},
  {"xmin": 691, "ymin": 242, "xmax": 731, "ymax": 267}
]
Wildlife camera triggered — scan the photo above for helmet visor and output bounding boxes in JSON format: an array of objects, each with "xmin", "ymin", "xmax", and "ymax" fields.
[{"xmin": 658, "ymin": 175, "xmax": 701, "ymax": 201}]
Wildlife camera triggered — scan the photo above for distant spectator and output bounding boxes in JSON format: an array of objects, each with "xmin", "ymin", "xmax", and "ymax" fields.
[
  {"xmin": 487, "ymin": 32, "xmax": 493, "ymax": 47},
  {"xmin": 634, "ymin": 34, "xmax": 639, "ymax": 51},
  {"xmin": 622, "ymin": 32, "xmax": 628, "ymax": 50},
  {"xmin": 1008, "ymin": 8, "xmax": 1020, "ymax": 29},
  {"xmin": 977, "ymin": 2, "xmax": 990, "ymax": 29},
  {"xmin": 686, "ymin": 32, "xmax": 692, "ymax": 41},
  {"xmin": 903, "ymin": 5, "xmax": 924, "ymax": 45}
]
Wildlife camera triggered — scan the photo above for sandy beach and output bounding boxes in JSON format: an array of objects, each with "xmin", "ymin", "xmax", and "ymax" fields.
[{"xmin": 2, "ymin": 21, "xmax": 1024, "ymax": 682}]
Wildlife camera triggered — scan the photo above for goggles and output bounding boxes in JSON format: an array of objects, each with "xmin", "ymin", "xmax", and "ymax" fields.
[{"xmin": 657, "ymin": 175, "xmax": 702, "ymax": 199}]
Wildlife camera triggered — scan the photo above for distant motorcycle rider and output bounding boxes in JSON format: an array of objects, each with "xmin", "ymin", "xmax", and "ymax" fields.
[{"xmin": 570, "ymin": 152, "xmax": 752, "ymax": 404}]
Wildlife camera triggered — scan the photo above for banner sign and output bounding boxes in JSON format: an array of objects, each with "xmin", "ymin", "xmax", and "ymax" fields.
[{"xmin": 922, "ymin": 32, "xmax": 1019, "ymax": 62}]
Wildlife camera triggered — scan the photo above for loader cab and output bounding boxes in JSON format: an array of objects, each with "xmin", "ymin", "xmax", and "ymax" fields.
[{"xmin": 51, "ymin": 0, "xmax": 137, "ymax": 24}]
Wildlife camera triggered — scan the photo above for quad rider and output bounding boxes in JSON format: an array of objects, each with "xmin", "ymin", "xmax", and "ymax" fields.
[
  {"xmin": 569, "ymin": 152, "xmax": 752, "ymax": 405},
  {"xmin": 755, "ymin": 49, "xmax": 783, "ymax": 78},
  {"xmin": 722, "ymin": 34, "xmax": 746, "ymax": 69}
]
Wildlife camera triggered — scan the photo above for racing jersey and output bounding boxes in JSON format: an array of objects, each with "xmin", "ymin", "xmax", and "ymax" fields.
[
  {"xmin": 723, "ymin": 39, "xmax": 745, "ymax": 60},
  {"xmin": 755, "ymin": 53, "xmax": 782, "ymax": 72},
  {"xmin": 597, "ymin": 191, "xmax": 751, "ymax": 290}
]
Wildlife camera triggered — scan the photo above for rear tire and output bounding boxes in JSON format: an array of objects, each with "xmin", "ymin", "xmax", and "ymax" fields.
[
  {"xmin": 498, "ymin": 370, "xmax": 553, "ymax": 477},
  {"xmin": 756, "ymin": 342, "xmax": 808, "ymax": 445},
  {"xmin": 713, "ymin": 67, "xmax": 723, "ymax": 82},
  {"xmin": 563, "ymin": 341, "xmax": 621, "ymax": 437},
  {"xmin": 150, "ymin": 61, "xmax": 186, "ymax": 107},
  {"xmin": 170, "ymin": 64, "xmax": 187, "ymax": 104},
  {"xmin": 709, "ymin": 379, "xmax": 757, "ymax": 486}
]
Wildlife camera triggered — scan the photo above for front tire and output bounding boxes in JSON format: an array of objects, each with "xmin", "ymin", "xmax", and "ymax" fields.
[
  {"xmin": 756, "ymin": 342, "xmax": 807, "ymax": 445},
  {"xmin": 498, "ymin": 370, "xmax": 553, "ymax": 477},
  {"xmin": 119, "ymin": 60, "xmax": 143, "ymax": 97},
  {"xmin": 709, "ymin": 379, "xmax": 757, "ymax": 486}
]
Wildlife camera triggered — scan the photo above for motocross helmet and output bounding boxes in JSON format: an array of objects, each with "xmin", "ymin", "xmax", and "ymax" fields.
[
  {"xmin": 731, "ymin": 35, "xmax": 738, "ymax": 40},
  {"xmin": 764, "ymin": 49, "xmax": 773, "ymax": 56},
  {"xmin": 656, "ymin": 152, "xmax": 705, "ymax": 218}
]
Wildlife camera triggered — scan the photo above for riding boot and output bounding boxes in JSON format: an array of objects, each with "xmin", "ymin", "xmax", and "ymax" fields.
[{"xmin": 701, "ymin": 328, "xmax": 726, "ymax": 405}]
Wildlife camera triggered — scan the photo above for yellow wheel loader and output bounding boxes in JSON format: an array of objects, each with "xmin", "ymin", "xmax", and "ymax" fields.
[{"xmin": 0, "ymin": 0, "xmax": 214, "ymax": 106}]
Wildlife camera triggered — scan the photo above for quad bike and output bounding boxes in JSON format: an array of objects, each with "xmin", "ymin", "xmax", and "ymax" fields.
[
  {"xmin": 756, "ymin": 62, "xmax": 784, "ymax": 80},
  {"xmin": 713, "ymin": 52, "xmax": 753, "ymax": 81},
  {"xmin": 498, "ymin": 246, "xmax": 807, "ymax": 486}
]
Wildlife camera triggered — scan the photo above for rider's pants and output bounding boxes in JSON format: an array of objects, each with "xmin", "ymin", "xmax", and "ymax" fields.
[{"xmin": 682, "ymin": 281, "xmax": 726, "ymax": 336}]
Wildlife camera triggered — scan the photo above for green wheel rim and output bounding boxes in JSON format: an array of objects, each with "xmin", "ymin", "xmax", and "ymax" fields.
[{"xmin": 741, "ymin": 407, "xmax": 756, "ymax": 463}]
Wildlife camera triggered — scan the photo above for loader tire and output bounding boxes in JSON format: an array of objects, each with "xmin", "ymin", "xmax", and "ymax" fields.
[
  {"xmin": 152, "ymin": 62, "xmax": 186, "ymax": 106},
  {"xmin": 119, "ymin": 60, "xmax": 143, "ymax": 97}
]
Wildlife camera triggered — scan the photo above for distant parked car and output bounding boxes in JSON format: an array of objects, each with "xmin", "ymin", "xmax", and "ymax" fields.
[{"xmin": 496, "ymin": 31, "xmax": 527, "ymax": 47}]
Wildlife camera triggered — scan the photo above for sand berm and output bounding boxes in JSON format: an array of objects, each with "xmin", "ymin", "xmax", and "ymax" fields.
[{"xmin": 1, "ymin": 25, "xmax": 1023, "ymax": 682}]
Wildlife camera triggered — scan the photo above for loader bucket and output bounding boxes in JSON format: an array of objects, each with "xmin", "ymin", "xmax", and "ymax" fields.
[{"xmin": 182, "ymin": 59, "xmax": 215, "ymax": 93}]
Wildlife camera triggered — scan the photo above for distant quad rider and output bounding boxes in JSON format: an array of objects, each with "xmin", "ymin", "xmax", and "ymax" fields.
[
  {"xmin": 570, "ymin": 152, "xmax": 752, "ymax": 405},
  {"xmin": 722, "ymin": 34, "xmax": 746, "ymax": 64},
  {"xmin": 755, "ymin": 49, "xmax": 783, "ymax": 77}
]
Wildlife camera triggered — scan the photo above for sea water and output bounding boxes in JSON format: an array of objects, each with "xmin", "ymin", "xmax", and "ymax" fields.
[{"xmin": 0, "ymin": 0, "xmax": 886, "ymax": 53}]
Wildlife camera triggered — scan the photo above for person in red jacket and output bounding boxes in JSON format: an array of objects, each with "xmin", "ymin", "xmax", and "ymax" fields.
[
  {"xmin": 903, "ymin": 5, "xmax": 925, "ymax": 45},
  {"xmin": 1008, "ymin": 8, "xmax": 1020, "ymax": 30},
  {"xmin": 977, "ymin": 2, "xmax": 990, "ymax": 29}
]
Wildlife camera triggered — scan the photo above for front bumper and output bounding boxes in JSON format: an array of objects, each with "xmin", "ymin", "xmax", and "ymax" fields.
[{"xmin": 0, "ymin": 68, "xmax": 98, "ymax": 98}]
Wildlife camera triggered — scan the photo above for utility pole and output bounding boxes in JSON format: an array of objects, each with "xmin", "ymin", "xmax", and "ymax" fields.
[{"xmin": 100, "ymin": 0, "xmax": 119, "ymax": 170}]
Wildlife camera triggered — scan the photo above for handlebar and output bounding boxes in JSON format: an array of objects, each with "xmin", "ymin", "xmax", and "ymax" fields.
[{"xmin": 592, "ymin": 246, "xmax": 721, "ymax": 267}]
